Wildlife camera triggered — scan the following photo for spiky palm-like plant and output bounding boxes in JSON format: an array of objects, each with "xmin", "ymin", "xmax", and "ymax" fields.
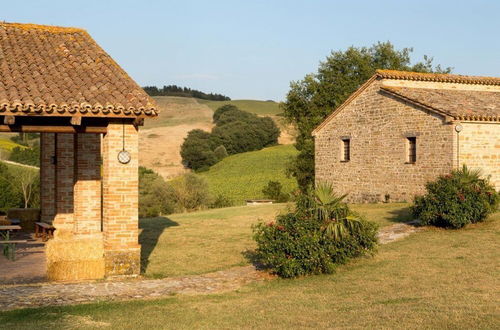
[{"xmin": 308, "ymin": 182, "xmax": 361, "ymax": 241}]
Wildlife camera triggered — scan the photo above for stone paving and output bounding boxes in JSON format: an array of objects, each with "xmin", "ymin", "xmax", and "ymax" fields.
[
  {"xmin": 377, "ymin": 221, "xmax": 422, "ymax": 244},
  {"xmin": 0, "ymin": 222, "xmax": 421, "ymax": 311}
]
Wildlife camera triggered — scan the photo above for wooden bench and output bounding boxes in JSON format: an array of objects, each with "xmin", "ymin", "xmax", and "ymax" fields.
[
  {"xmin": 1, "ymin": 240, "xmax": 27, "ymax": 261},
  {"xmin": 35, "ymin": 222, "xmax": 55, "ymax": 241}
]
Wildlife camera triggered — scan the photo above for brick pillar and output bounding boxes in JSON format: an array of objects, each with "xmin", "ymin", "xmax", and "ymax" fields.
[
  {"xmin": 46, "ymin": 133, "xmax": 105, "ymax": 281},
  {"xmin": 51, "ymin": 133, "xmax": 75, "ymax": 233},
  {"xmin": 102, "ymin": 122, "xmax": 140, "ymax": 276},
  {"xmin": 40, "ymin": 133, "xmax": 56, "ymax": 223},
  {"xmin": 74, "ymin": 134, "xmax": 102, "ymax": 235}
]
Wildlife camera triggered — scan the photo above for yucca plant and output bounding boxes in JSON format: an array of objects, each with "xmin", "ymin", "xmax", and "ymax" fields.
[{"xmin": 304, "ymin": 182, "xmax": 361, "ymax": 241}]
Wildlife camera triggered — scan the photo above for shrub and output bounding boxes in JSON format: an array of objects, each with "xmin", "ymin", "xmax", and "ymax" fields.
[
  {"xmin": 253, "ymin": 182, "xmax": 378, "ymax": 278},
  {"xmin": 170, "ymin": 173, "xmax": 212, "ymax": 212},
  {"xmin": 411, "ymin": 165, "xmax": 499, "ymax": 228},
  {"xmin": 262, "ymin": 180, "xmax": 289, "ymax": 203},
  {"xmin": 9, "ymin": 144, "xmax": 40, "ymax": 166},
  {"xmin": 209, "ymin": 193, "xmax": 234, "ymax": 209},
  {"xmin": 0, "ymin": 162, "xmax": 22, "ymax": 212},
  {"xmin": 214, "ymin": 145, "xmax": 228, "ymax": 161},
  {"xmin": 139, "ymin": 167, "xmax": 175, "ymax": 218}
]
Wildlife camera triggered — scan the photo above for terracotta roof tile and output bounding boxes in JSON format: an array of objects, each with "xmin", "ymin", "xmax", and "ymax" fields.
[
  {"xmin": 0, "ymin": 22, "xmax": 157, "ymax": 118},
  {"xmin": 381, "ymin": 86, "xmax": 500, "ymax": 121},
  {"xmin": 376, "ymin": 69, "xmax": 500, "ymax": 86}
]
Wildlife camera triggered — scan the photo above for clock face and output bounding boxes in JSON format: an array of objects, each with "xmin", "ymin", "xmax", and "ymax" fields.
[{"xmin": 117, "ymin": 150, "xmax": 131, "ymax": 164}]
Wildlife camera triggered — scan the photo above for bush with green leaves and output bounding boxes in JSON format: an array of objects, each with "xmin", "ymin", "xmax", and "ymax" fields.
[
  {"xmin": 170, "ymin": 173, "xmax": 212, "ymax": 212},
  {"xmin": 253, "ymin": 182, "xmax": 378, "ymax": 278},
  {"xmin": 411, "ymin": 165, "xmax": 499, "ymax": 229},
  {"xmin": 213, "ymin": 145, "xmax": 228, "ymax": 161},
  {"xmin": 209, "ymin": 193, "xmax": 234, "ymax": 209},
  {"xmin": 262, "ymin": 180, "xmax": 290, "ymax": 203},
  {"xmin": 9, "ymin": 144, "xmax": 40, "ymax": 166},
  {"xmin": 139, "ymin": 167, "xmax": 176, "ymax": 218},
  {"xmin": 0, "ymin": 162, "xmax": 22, "ymax": 212}
]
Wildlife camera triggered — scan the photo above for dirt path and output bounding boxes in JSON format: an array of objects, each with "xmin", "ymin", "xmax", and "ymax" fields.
[{"xmin": 0, "ymin": 222, "xmax": 421, "ymax": 311}]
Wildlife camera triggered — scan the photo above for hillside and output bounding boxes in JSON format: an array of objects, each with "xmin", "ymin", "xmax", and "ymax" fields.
[
  {"xmin": 140, "ymin": 96, "xmax": 295, "ymax": 179},
  {"xmin": 197, "ymin": 99, "xmax": 281, "ymax": 115},
  {"xmin": 200, "ymin": 145, "xmax": 298, "ymax": 204}
]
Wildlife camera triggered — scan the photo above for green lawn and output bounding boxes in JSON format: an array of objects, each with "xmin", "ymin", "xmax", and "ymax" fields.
[
  {"xmin": 140, "ymin": 203, "xmax": 411, "ymax": 278},
  {"xmin": 200, "ymin": 145, "xmax": 298, "ymax": 204},
  {"xmin": 198, "ymin": 99, "xmax": 281, "ymax": 115},
  {"xmin": 2, "ymin": 207, "xmax": 498, "ymax": 328},
  {"xmin": 140, "ymin": 204, "xmax": 291, "ymax": 278}
]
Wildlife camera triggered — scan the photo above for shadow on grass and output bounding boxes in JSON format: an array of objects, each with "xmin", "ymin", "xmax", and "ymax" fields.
[
  {"xmin": 386, "ymin": 205, "xmax": 413, "ymax": 224},
  {"xmin": 139, "ymin": 217, "xmax": 179, "ymax": 273},
  {"xmin": 242, "ymin": 249, "xmax": 268, "ymax": 271}
]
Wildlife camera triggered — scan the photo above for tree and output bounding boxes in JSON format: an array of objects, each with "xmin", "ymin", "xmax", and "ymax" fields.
[
  {"xmin": 180, "ymin": 130, "xmax": 219, "ymax": 171},
  {"xmin": 0, "ymin": 163, "xmax": 21, "ymax": 212},
  {"xmin": 282, "ymin": 41, "xmax": 451, "ymax": 193},
  {"xmin": 12, "ymin": 169, "xmax": 39, "ymax": 208}
]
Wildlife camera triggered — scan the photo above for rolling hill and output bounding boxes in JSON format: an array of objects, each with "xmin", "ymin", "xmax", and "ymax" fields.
[
  {"xmin": 139, "ymin": 96, "xmax": 295, "ymax": 179},
  {"xmin": 197, "ymin": 99, "xmax": 281, "ymax": 115}
]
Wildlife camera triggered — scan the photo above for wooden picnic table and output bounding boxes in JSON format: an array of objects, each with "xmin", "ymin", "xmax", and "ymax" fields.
[{"xmin": 0, "ymin": 225, "xmax": 25, "ymax": 261}]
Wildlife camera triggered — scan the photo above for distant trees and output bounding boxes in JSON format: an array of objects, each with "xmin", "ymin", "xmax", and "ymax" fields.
[
  {"xmin": 180, "ymin": 105, "xmax": 280, "ymax": 171},
  {"xmin": 143, "ymin": 85, "xmax": 230, "ymax": 101}
]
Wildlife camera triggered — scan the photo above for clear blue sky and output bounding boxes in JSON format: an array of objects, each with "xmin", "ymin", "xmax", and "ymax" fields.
[{"xmin": 4, "ymin": 0, "xmax": 500, "ymax": 100}]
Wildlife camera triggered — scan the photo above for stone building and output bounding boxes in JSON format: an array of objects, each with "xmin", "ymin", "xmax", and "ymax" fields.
[
  {"xmin": 313, "ymin": 70, "xmax": 499, "ymax": 203},
  {"xmin": 0, "ymin": 22, "xmax": 157, "ymax": 280}
]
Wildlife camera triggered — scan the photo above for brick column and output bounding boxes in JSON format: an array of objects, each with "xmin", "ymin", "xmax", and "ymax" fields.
[
  {"xmin": 46, "ymin": 133, "xmax": 105, "ymax": 281},
  {"xmin": 102, "ymin": 122, "xmax": 140, "ymax": 276},
  {"xmin": 40, "ymin": 133, "xmax": 56, "ymax": 223},
  {"xmin": 74, "ymin": 134, "xmax": 102, "ymax": 235},
  {"xmin": 53, "ymin": 133, "xmax": 75, "ymax": 233}
]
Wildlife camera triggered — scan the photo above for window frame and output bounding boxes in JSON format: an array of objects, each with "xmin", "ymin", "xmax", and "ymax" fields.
[
  {"xmin": 340, "ymin": 138, "xmax": 351, "ymax": 162},
  {"xmin": 406, "ymin": 136, "xmax": 417, "ymax": 164}
]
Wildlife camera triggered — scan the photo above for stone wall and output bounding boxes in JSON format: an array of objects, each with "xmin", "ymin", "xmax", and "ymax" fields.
[
  {"xmin": 315, "ymin": 79, "xmax": 456, "ymax": 203},
  {"xmin": 459, "ymin": 122, "xmax": 500, "ymax": 191}
]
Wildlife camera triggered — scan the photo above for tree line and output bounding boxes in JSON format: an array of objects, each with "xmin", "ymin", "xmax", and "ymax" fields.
[{"xmin": 143, "ymin": 85, "xmax": 230, "ymax": 101}]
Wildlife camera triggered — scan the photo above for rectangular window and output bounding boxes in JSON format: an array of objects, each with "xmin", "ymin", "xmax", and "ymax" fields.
[
  {"xmin": 341, "ymin": 139, "xmax": 350, "ymax": 162},
  {"xmin": 407, "ymin": 137, "xmax": 417, "ymax": 163}
]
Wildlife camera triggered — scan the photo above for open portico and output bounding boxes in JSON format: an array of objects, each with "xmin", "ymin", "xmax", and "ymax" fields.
[{"xmin": 0, "ymin": 22, "xmax": 158, "ymax": 280}]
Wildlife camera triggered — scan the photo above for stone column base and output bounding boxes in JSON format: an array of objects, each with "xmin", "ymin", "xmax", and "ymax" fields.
[
  {"xmin": 46, "ymin": 233, "xmax": 105, "ymax": 281},
  {"xmin": 104, "ymin": 247, "xmax": 141, "ymax": 277}
]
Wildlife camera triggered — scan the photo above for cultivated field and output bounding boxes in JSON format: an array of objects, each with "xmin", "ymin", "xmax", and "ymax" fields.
[
  {"xmin": 200, "ymin": 145, "xmax": 298, "ymax": 204},
  {"xmin": 2, "ymin": 206, "xmax": 498, "ymax": 328}
]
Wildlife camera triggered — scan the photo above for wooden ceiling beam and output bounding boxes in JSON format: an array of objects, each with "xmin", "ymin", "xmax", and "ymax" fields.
[{"xmin": 0, "ymin": 125, "xmax": 107, "ymax": 134}]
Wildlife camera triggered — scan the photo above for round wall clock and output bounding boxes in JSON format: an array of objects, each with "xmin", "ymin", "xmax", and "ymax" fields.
[{"xmin": 118, "ymin": 150, "xmax": 131, "ymax": 164}]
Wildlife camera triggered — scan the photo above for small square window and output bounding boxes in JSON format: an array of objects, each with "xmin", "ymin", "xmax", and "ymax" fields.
[
  {"xmin": 407, "ymin": 137, "xmax": 417, "ymax": 163},
  {"xmin": 341, "ymin": 139, "xmax": 350, "ymax": 162}
]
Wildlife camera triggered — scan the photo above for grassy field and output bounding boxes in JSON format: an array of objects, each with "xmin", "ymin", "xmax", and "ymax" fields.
[
  {"xmin": 141, "ymin": 202, "xmax": 410, "ymax": 278},
  {"xmin": 144, "ymin": 96, "xmax": 214, "ymax": 129},
  {"xmin": 198, "ymin": 99, "xmax": 281, "ymax": 115},
  {"xmin": 1, "ymin": 206, "xmax": 498, "ymax": 328},
  {"xmin": 200, "ymin": 145, "xmax": 298, "ymax": 204},
  {"xmin": 140, "ymin": 204, "xmax": 291, "ymax": 278}
]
